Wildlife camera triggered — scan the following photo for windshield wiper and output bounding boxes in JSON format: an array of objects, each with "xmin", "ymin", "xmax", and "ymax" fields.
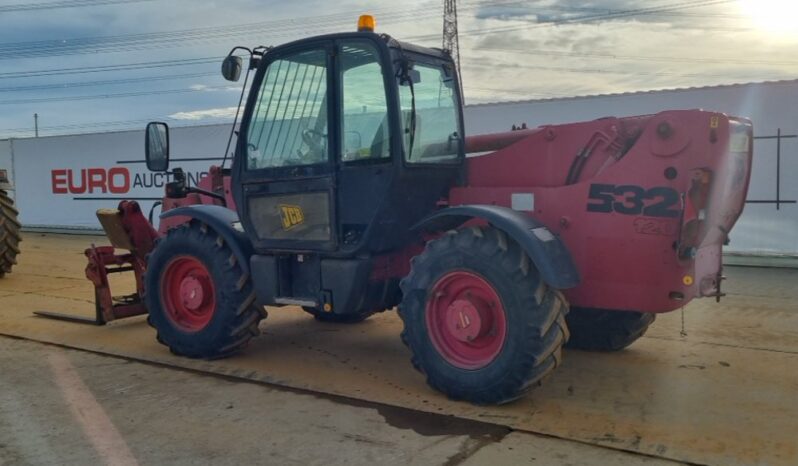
[{"xmin": 407, "ymin": 78, "xmax": 416, "ymax": 161}]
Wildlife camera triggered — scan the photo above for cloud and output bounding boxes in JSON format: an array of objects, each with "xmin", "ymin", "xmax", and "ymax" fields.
[
  {"xmin": 473, "ymin": 5, "xmax": 538, "ymax": 22},
  {"xmin": 1, "ymin": 0, "xmax": 797, "ymax": 138},
  {"xmin": 169, "ymin": 106, "xmax": 239, "ymax": 120}
]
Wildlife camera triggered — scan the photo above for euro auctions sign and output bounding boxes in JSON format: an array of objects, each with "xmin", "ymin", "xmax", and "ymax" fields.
[
  {"xmin": 12, "ymin": 123, "xmax": 232, "ymax": 230},
  {"xmin": 49, "ymin": 167, "xmax": 209, "ymax": 195}
]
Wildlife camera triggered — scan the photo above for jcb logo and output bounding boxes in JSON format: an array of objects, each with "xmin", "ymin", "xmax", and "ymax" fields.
[{"xmin": 280, "ymin": 205, "xmax": 304, "ymax": 230}]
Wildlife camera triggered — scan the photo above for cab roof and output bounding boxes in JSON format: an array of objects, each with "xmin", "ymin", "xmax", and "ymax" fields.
[{"xmin": 264, "ymin": 31, "xmax": 452, "ymax": 63}]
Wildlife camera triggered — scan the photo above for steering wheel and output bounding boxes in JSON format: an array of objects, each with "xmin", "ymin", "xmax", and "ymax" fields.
[
  {"xmin": 300, "ymin": 128, "xmax": 325, "ymax": 159},
  {"xmin": 245, "ymin": 142, "xmax": 263, "ymax": 166},
  {"xmin": 281, "ymin": 128, "xmax": 325, "ymax": 166}
]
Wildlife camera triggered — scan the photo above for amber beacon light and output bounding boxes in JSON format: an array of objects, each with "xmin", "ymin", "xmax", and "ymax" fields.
[{"xmin": 357, "ymin": 14, "xmax": 376, "ymax": 32}]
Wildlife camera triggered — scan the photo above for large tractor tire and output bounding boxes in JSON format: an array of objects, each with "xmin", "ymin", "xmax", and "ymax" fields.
[
  {"xmin": 302, "ymin": 306, "xmax": 375, "ymax": 323},
  {"xmin": 0, "ymin": 189, "xmax": 21, "ymax": 278},
  {"xmin": 144, "ymin": 221, "xmax": 265, "ymax": 359},
  {"xmin": 399, "ymin": 226, "xmax": 569, "ymax": 405},
  {"xmin": 565, "ymin": 308, "xmax": 655, "ymax": 352}
]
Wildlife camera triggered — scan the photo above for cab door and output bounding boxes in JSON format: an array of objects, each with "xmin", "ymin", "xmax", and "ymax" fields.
[
  {"xmin": 234, "ymin": 43, "xmax": 338, "ymax": 252},
  {"xmin": 335, "ymin": 39, "xmax": 398, "ymax": 254}
]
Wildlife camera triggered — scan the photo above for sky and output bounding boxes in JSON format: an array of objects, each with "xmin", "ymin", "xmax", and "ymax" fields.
[{"xmin": 0, "ymin": 0, "xmax": 796, "ymax": 139}]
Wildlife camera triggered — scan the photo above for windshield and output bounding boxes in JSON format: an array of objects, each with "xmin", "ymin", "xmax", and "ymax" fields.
[{"xmin": 398, "ymin": 60, "xmax": 460, "ymax": 164}]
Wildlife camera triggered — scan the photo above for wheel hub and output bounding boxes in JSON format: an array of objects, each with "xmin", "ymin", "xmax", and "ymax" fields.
[
  {"xmin": 446, "ymin": 299, "xmax": 488, "ymax": 342},
  {"xmin": 179, "ymin": 276, "xmax": 206, "ymax": 311}
]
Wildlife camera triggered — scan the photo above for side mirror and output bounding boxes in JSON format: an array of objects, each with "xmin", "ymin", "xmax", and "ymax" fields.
[
  {"xmin": 222, "ymin": 55, "xmax": 243, "ymax": 82},
  {"xmin": 407, "ymin": 69, "xmax": 421, "ymax": 84},
  {"xmin": 398, "ymin": 68, "xmax": 421, "ymax": 86},
  {"xmin": 145, "ymin": 122, "xmax": 170, "ymax": 172}
]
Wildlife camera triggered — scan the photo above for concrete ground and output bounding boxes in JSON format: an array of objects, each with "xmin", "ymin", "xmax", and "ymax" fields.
[
  {"xmin": 1, "ymin": 234, "xmax": 797, "ymax": 465},
  {"xmin": 0, "ymin": 337, "xmax": 680, "ymax": 466}
]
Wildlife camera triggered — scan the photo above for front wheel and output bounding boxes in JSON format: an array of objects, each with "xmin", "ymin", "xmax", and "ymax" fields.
[
  {"xmin": 0, "ymin": 189, "xmax": 21, "ymax": 278},
  {"xmin": 565, "ymin": 308, "xmax": 655, "ymax": 351},
  {"xmin": 145, "ymin": 221, "xmax": 265, "ymax": 359},
  {"xmin": 399, "ymin": 227, "xmax": 569, "ymax": 405}
]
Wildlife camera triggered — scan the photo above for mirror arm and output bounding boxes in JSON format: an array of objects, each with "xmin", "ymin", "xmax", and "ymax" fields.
[
  {"xmin": 187, "ymin": 186, "xmax": 227, "ymax": 206},
  {"xmin": 221, "ymin": 54, "xmax": 254, "ymax": 170},
  {"xmin": 227, "ymin": 45, "xmax": 252, "ymax": 57},
  {"xmin": 165, "ymin": 168, "xmax": 227, "ymax": 206}
]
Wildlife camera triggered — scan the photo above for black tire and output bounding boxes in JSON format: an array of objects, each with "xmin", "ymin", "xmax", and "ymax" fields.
[
  {"xmin": 144, "ymin": 221, "xmax": 265, "ymax": 359},
  {"xmin": 565, "ymin": 307, "xmax": 655, "ymax": 351},
  {"xmin": 399, "ymin": 226, "xmax": 570, "ymax": 405},
  {"xmin": 302, "ymin": 306, "xmax": 375, "ymax": 323},
  {"xmin": 0, "ymin": 189, "xmax": 21, "ymax": 278}
]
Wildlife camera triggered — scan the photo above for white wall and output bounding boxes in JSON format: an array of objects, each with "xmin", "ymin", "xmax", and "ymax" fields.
[
  {"xmin": 464, "ymin": 80, "xmax": 798, "ymax": 256},
  {"xmin": 11, "ymin": 124, "xmax": 232, "ymax": 229},
  {"xmin": 4, "ymin": 79, "xmax": 797, "ymax": 255}
]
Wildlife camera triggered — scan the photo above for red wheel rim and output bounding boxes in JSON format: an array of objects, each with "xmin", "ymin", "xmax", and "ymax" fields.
[
  {"xmin": 161, "ymin": 256, "xmax": 216, "ymax": 332},
  {"xmin": 425, "ymin": 271, "xmax": 507, "ymax": 370}
]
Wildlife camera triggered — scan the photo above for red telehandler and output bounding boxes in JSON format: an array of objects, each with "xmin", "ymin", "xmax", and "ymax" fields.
[{"xmin": 42, "ymin": 16, "xmax": 753, "ymax": 404}]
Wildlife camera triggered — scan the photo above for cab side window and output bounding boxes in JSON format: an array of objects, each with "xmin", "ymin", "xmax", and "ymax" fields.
[{"xmin": 398, "ymin": 62, "xmax": 460, "ymax": 164}]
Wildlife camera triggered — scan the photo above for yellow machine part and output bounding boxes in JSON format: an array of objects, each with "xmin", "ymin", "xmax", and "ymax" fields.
[{"xmin": 96, "ymin": 208, "xmax": 134, "ymax": 251}]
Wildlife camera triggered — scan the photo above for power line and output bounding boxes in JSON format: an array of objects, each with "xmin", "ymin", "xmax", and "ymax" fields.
[
  {"xmin": 0, "ymin": 0, "xmax": 741, "ymax": 74},
  {"xmin": 0, "ymin": 71, "xmax": 215, "ymax": 92},
  {"xmin": 472, "ymin": 47, "xmax": 798, "ymax": 67},
  {"xmin": 464, "ymin": 61, "xmax": 788, "ymax": 80},
  {"xmin": 460, "ymin": 0, "xmax": 748, "ymax": 21},
  {"xmin": 0, "ymin": 85, "xmax": 232, "ymax": 105},
  {"xmin": 0, "ymin": 117, "xmax": 236, "ymax": 138},
  {"xmin": 1, "ymin": 40, "xmax": 788, "ymax": 87},
  {"xmin": 0, "ymin": 0, "xmax": 154, "ymax": 13},
  {"xmin": 0, "ymin": 5, "xmax": 442, "ymax": 60},
  {"xmin": 0, "ymin": 56, "xmax": 222, "ymax": 79},
  {"xmin": 408, "ymin": 0, "xmax": 736, "ymax": 41},
  {"xmin": 0, "ymin": 0, "xmax": 781, "ymax": 137},
  {"xmin": 0, "ymin": 116, "xmax": 231, "ymax": 133},
  {"xmin": 0, "ymin": 117, "xmax": 161, "ymax": 133},
  {"xmin": 0, "ymin": 0, "xmax": 750, "ymax": 67},
  {"xmin": 0, "ymin": 0, "xmax": 515, "ymax": 62}
]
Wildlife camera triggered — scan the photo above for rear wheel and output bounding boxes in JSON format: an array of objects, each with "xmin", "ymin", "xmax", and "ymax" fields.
[
  {"xmin": 399, "ymin": 227, "xmax": 569, "ymax": 405},
  {"xmin": 565, "ymin": 308, "xmax": 655, "ymax": 351},
  {"xmin": 145, "ymin": 221, "xmax": 265, "ymax": 358},
  {"xmin": 302, "ymin": 306, "xmax": 375, "ymax": 323},
  {"xmin": 0, "ymin": 189, "xmax": 21, "ymax": 278}
]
